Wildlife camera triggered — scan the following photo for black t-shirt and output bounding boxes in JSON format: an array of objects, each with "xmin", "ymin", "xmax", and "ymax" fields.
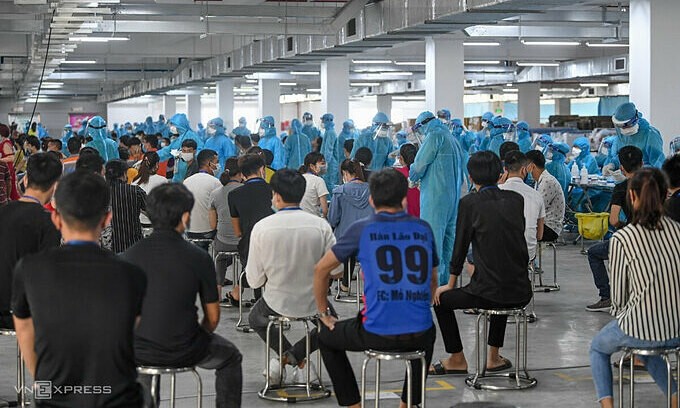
[
  {"xmin": 450, "ymin": 187, "xmax": 532, "ymax": 305},
  {"xmin": 611, "ymin": 179, "xmax": 631, "ymax": 227},
  {"xmin": 121, "ymin": 230, "xmax": 218, "ymax": 367},
  {"xmin": 11, "ymin": 244, "xmax": 146, "ymax": 408},
  {"xmin": 228, "ymin": 178, "xmax": 273, "ymax": 262},
  {"xmin": 0, "ymin": 201, "xmax": 60, "ymax": 314},
  {"xmin": 666, "ymin": 193, "xmax": 680, "ymax": 224}
]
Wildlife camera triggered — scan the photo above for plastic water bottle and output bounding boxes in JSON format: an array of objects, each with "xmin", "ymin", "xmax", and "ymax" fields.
[
  {"xmin": 580, "ymin": 167, "xmax": 589, "ymax": 185},
  {"xmin": 571, "ymin": 163, "xmax": 579, "ymax": 182}
]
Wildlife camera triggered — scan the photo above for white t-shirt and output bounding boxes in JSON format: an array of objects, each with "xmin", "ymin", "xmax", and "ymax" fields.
[
  {"xmin": 131, "ymin": 174, "xmax": 168, "ymax": 225},
  {"xmin": 499, "ymin": 177, "xmax": 546, "ymax": 260},
  {"xmin": 300, "ymin": 173, "xmax": 329, "ymax": 217},
  {"xmin": 183, "ymin": 172, "xmax": 222, "ymax": 233}
]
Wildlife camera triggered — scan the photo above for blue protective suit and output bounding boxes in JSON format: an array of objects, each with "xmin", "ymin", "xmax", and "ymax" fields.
[
  {"xmin": 350, "ymin": 112, "xmax": 394, "ymax": 170},
  {"xmin": 336, "ymin": 120, "xmax": 356, "ymax": 164},
  {"xmin": 61, "ymin": 126, "xmax": 73, "ymax": 157},
  {"xmin": 533, "ymin": 134, "xmax": 553, "ymax": 156},
  {"xmin": 232, "ymin": 117, "xmax": 251, "ymax": 138},
  {"xmin": 142, "ymin": 117, "xmax": 154, "ymax": 135},
  {"xmin": 156, "ymin": 113, "xmax": 204, "ymax": 166},
  {"xmin": 452, "ymin": 119, "xmax": 474, "ymax": 154},
  {"xmin": 196, "ymin": 123, "xmax": 207, "ymax": 142},
  {"xmin": 516, "ymin": 121, "xmax": 532, "ymax": 153},
  {"xmin": 599, "ymin": 136, "xmax": 619, "ymax": 169},
  {"xmin": 612, "ymin": 118, "xmax": 665, "ymax": 168},
  {"xmin": 155, "ymin": 115, "xmax": 170, "ymax": 138},
  {"xmin": 568, "ymin": 137, "xmax": 611, "ymax": 212},
  {"xmin": 204, "ymin": 117, "xmax": 237, "ymax": 170},
  {"xmin": 301, "ymin": 123, "xmax": 321, "ymax": 141},
  {"xmin": 112, "ymin": 124, "xmax": 120, "ymax": 137},
  {"xmin": 257, "ymin": 116, "xmax": 286, "ymax": 170},
  {"xmin": 409, "ymin": 113, "xmax": 465, "ymax": 285},
  {"xmin": 570, "ymin": 137, "xmax": 600, "ymax": 175},
  {"xmin": 85, "ymin": 116, "xmax": 119, "ymax": 162},
  {"xmin": 320, "ymin": 115, "xmax": 339, "ymax": 193},
  {"xmin": 122, "ymin": 122, "xmax": 133, "ymax": 137},
  {"xmin": 545, "ymin": 143, "xmax": 571, "ymax": 197},
  {"xmin": 488, "ymin": 116, "xmax": 513, "ymax": 157},
  {"xmin": 78, "ymin": 119, "xmax": 89, "ymax": 138},
  {"xmin": 285, "ymin": 119, "xmax": 312, "ymax": 170}
]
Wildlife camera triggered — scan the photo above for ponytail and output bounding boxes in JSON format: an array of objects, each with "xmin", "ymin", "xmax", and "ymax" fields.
[
  {"xmin": 399, "ymin": 143, "xmax": 418, "ymax": 168},
  {"xmin": 299, "ymin": 151, "xmax": 324, "ymax": 174},
  {"xmin": 340, "ymin": 158, "xmax": 365, "ymax": 182},
  {"xmin": 133, "ymin": 151, "xmax": 159, "ymax": 185},
  {"xmin": 628, "ymin": 168, "xmax": 668, "ymax": 230}
]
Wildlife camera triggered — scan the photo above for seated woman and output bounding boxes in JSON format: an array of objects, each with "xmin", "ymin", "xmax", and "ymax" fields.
[{"xmin": 590, "ymin": 167, "xmax": 680, "ymax": 408}]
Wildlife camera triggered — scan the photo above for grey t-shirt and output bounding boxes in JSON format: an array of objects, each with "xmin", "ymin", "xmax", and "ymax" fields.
[{"xmin": 210, "ymin": 181, "xmax": 242, "ymax": 245}]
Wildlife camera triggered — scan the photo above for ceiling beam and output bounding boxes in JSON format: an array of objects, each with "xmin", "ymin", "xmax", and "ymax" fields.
[
  {"xmin": 94, "ymin": 20, "xmax": 326, "ymax": 35},
  {"xmin": 116, "ymin": 3, "xmax": 338, "ymax": 18}
]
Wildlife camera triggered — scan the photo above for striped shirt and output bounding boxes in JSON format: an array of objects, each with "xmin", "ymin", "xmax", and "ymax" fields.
[
  {"xmin": 109, "ymin": 179, "xmax": 147, "ymax": 253},
  {"xmin": 609, "ymin": 216, "xmax": 680, "ymax": 341}
]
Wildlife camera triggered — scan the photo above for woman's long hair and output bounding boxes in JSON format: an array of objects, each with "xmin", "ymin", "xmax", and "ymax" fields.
[
  {"xmin": 340, "ymin": 158, "xmax": 365, "ymax": 182},
  {"xmin": 627, "ymin": 168, "xmax": 668, "ymax": 230},
  {"xmin": 133, "ymin": 151, "xmax": 159, "ymax": 185},
  {"xmin": 298, "ymin": 152, "xmax": 324, "ymax": 174}
]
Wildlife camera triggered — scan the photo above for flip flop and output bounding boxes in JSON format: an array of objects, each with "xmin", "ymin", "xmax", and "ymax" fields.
[
  {"xmin": 463, "ymin": 308, "xmax": 480, "ymax": 315},
  {"xmin": 486, "ymin": 356, "xmax": 513, "ymax": 372},
  {"xmin": 428, "ymin": 360, "xmax": 468, "ymax": 376},
  {"xmin": 613, "ymin": 357, "xmax": 646, "ymax": 371}
]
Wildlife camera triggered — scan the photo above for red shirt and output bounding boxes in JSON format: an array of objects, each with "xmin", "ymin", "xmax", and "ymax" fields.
[{"xmin": 396, "ymin": 166, "xmax": 420, "ymax": 218}]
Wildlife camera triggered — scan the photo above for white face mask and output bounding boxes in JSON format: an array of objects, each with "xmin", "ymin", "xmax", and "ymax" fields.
[
  {"xmin": 600, "ymin": 147, "xmax": 609, "ymax": 156},
  {"xmin": 546, "ymin": 151, "xmax": 554, "ymax": 160},
  {"xmin": 181, "ymin": 152, "xmax": 194, "ymax": 161},
  {"xmin": 213, "ymin": 162, "xmax": 222, "ymax": 174},
  {"xmin": 258, "ymin": 128, "xmax": 265, "ymax": 137},
  {"xmin": 481, "ymin": 121, "xmax": 489, "ymax": 129},
  {"xmin": 207, "ymin": 127, "xmax": 217, "ymax": 136},
  {"xmin": 619, "ymin": 124, "xmax": 639, "ymax": 136},
  {"xmin": 169, "ymin": 125, "xmax": 178, "ymax": 135},
  {"xmin": 572, "ymin": 147, "xmax": 582, "ymax": 157},
  {"xmin": 304, "ymin": 120, "xmax": 313, "ymax": 127},
  {"xmin": 503, "ymin": 132, "xmax": 514, "ymax": 141}
]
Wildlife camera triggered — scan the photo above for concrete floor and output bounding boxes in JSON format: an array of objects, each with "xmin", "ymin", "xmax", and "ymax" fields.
[{"xmin": 0, "ymin": 236, "xmax": 674, "ymax": 407}]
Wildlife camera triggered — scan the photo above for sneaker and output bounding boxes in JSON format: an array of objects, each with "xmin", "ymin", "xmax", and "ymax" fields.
[
  {"xmin": 586, "ymin": 298, "xmax": 611, "ymax": 312},
  {"xmin": 262, "ymin": 358, "xmax": 287, "ymax": 385},
  {"xmin": 291, "ymin": 361, "xmax": 320, "ymax": 384}
]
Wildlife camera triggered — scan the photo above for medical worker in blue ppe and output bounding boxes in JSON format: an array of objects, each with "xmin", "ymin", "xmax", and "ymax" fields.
[
  {"xmin": 204, "ymin": 117, "xmax": 236, "ymax": 173},
  {"xmin": 437, "ymin": 109, "xmax": 453, "ymax": 131},
  {"xmin": 77, "ymin": 118, "xmax": 89, "ymax": 138},
  {"xmin": 611, "ymin": 102, "xmax": 664, "ymax": 168},
  {"xmin": 155, "ymin": 114, "xmax": 170, "ymax": 138},
  {"xmin": 395, "ymin": 130, "xmax": 409, "ymax": 148},
  {"xmin": 156, "ymin": 113, "xmax": 204, "ymax": 164},
  {"xmin": 570, "ymin": 137, "xmax": 600, "ymax": 175},
  {"xmin": 85, "ymin": 116, "xmax": 119, "ymax": 162},
  {"xmin": 231, "ymin": 117, "xmax": 251, "ymax": 138},
  {"xmin": 409, "ymin": 111, "xmax": 465, "ymax": 285},
  {"xmin": 351, "ymin": 112, "xmax": 394, "ymax": 170},
  {"xmin": 196, "ymin": 123, "xmax": 207, "ymax": 141},
  {"xmin": 475, "ymin": 111, "xmax": 494, "ymax": 151},
  {"xmin": 532, "ymin": 133, "xmax": 553, "ymax": 156},
  {"xmin": 488, "ymin": 116, "xmax": 514, "ymax": 157},
  {"xmin": 516, "ymin": 121, "xmax": 533, "ymax": 153},
  {"xmin": 450, "ymin": 119, "xmax": 474, "ymax": 153},
  {"xmin": 545, "ymin": 142, "xmax": 571, "ymax": 196},
  {"xmin": 61, "ymin": 125, "xmax": 74, "ymax": 157},
  {"xmin": 122, "ymin": 122, "xmax": 133, "ymax": 137},
  {"xmin": 301, "ymin": 112, "xmax": 321, "ymax": 141},
  {"xmin": 598, "ymin": 136, "xmax": 619, "ymax": 171},
  {"xmin": 320, "ymin": 113, "xmax": 339, "ymax": 192},
  {"xmin": 112, "ymin": 123, "xmax": 120, "ymax": 137},
  {"xmin": 284, "ymin": 118, "xmax": 311, "ymax": 170},
  {"xmin": 142, "ymin": 116, "xmax": 154, "ymax": 136},
  {"xmin": 257, "ymin": 116, "xmax": 286, "ymax": 170},
  {"xmin": 336, "ymin": 119, "xmax": 356, "ymax": 166}
]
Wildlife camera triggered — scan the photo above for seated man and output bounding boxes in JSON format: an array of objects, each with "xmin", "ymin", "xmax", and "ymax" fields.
[
  {"xmin": 247, "ymin": 169, "xmax": 339, "ymax": 382},
  {"xmin": 12, "ymin": 172, "xmax": 146, "ymax": 407},
  {"xmin": 431, "ymin": 151, "xmax": 532, "ymax": 375},
  {"xmin": 183, "ymin": 149, "xmax": 222, "ymax": 250},
  {"xmin": 314, "ymin": 168, "xmax": 437, "ymax": 408},
  {"xmin": 526, "ymin": 150, "xmax": 566, "ymax": 242},
  {"xmin": 586, "ymin": 146, "xmax": 643, "ymax": 312},
  {"xmin": 123, "ymin": 183, "xmax": 242, "ymax": 408},
  {"xmin": 663, "ymin": 155, "xmax": 680, "ymax": 223}
]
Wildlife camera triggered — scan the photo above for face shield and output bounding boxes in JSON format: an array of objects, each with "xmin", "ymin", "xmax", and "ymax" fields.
[
  {"xmin": 671, "ymin": 137, "xmax": 680, "ymax": 155},
  {"xmin": 612, "ymin": 113, "xmax": 640, "ymax": 136},
  {"xmin": 207, "ymin": 125, "xmax": 217, "ymax": 136},
  {"xmin": 372, "ymin": 122, "xmax": 393, "ymax": 141},
  {"xmin": 598, "ymin": 140, "xmax": 613, "ymax": 157},
  {"xmin": 501, "ymin": 124, "xmax": 516, "ymax": 141},
  {"xmin": 531, "ymin": 134, "xmax": 551, "ymax": 150}
]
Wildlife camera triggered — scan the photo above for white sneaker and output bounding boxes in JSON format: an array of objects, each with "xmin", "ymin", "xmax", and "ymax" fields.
[
  {"xmin": 262, "ymin": 358, "xmax": 287, "ymax": 385},
  {"xmin": 292, "ymin": 361, "xmax": 320, "ymax": 384}
]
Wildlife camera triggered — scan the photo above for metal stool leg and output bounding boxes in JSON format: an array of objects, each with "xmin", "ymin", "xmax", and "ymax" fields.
[
  {"xmin": 151, "ymin": 375, "xmax": 160, "ymax": 408},
  {"xmin": 665, "ymin": 354, "xmax": 672, "ymax": 408},
  {"xmin": 374, "ymin": 358, "xmax": 380, "ymax": 408},
  {"xmin": 618, "ymin": 351, "xmax": 627, "ymax": 408},
  {"xmin": 630, "ymin": 351, "xmax": 635, "ymax": 408},
  {"xmin": 420, "ymin": 355, "xmax": 427, "ymax": 408},
  {"xmin": 405, "ymin": 360, "xmax": 413, "ymax": 408},
  {"xmin": 361, "ymin": 358, "xmax": 369, "ymax": 407},
  {"xmin": 191, "ymin": 368, "xmax": 203, "ymax": 408},
  {"xmin": 170, "ymin": 372, "xmax": 176, "ymax": 408},
  {"xmin": 235, "ymin": 270, "xmax": 251, "ymax": 332},
  {"xmin": 17, "ymin": 345, "xmax": 25, "ymax": 408}
]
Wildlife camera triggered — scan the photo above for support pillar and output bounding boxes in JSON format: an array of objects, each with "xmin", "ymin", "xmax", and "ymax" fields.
[
  {"xmin": 258, "ymin": 79, "xmax": 280, "ymax": 128},
  {"xmin": 186, "ymin": 93, "xmax": 202, "ymax": 128},
  {"xmin": 216, "ymin": 79, "xmax": 234, "ymax": 131},
  {"xmin": 321, "ymin": 58, "xmax": 349, "ymax": 123},
  {"xmin": 555, "ymin": 98, "xmax": 571, "ymax": 116},
  {"xmin": 629, "ymin": 0, "xmax": 680, "ymax": 152},
  {"xmin": 425, "ymin": 37, "xmax": 464, "ymax": 117},
  {"xmin": 376, "ymin": 95, "xmax": 392, "ymax": 118},
  {"xmin": 162, "ymin": 95, "xmax": 176, "ymax": 117},
  {"xmin": 517, "ymin": 83, "xmax": 541, "ymax": 127}
]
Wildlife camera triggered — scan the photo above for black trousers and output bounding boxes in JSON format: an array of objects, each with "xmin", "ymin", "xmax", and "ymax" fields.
[
  {"xmin": 539, "ymin": 225, "xmax": 559, "ymax": 242},
  {"xmin": 318, "ymin": 316, "xmax": 435, "ymax": 407},
  {"xmin": 433, "ymin": 288, "xmax": 529, "ymax": 354},
  {"xmin": 341, "ymin": 256, "xmax": 357, "ymax": 287},
  {"xmin": 0, "ymin": 311, "xmax": 13, "ymax": 330}
]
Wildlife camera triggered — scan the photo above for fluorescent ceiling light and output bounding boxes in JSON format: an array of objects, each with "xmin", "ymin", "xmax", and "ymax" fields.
[
  {"xmin": 352, "ymin": 59, "xmax": 392, "ymax": 64},
  {"xmin": 463, "ymin": 42, "xmax": 500, "ymax": 47},
  {"xmin": 350, "ymin": 82, "xmax": 380, "ymax": 87},
  {"xmin": 290, "ymin": 71, "xmax": 319, "ymax": 76},
  {"xmin": 585, "ymin": 42, "xmax": 629, "ymax": 48},
  {"xmin": 464, "ymin": 60, "xmax": 501, "ymax": 65},
  {"xmin": 506, "ymin": 83, "xmax": 513, "ymax": 87},
  {"xmin": 516, "ymin": 62, "xmax": 560, "ymax": 67},
  {"xmin": 521, "ymin": 40, "xmax": 580, "ymax": 46},
  {"xmin": 245, "ymin": 79, "xmax": 257, "ymax": 84},
  {"xmin": 503, "ymin": 88, "xmax": 519, "ymax": 92},
  {"xmin": 60, "ymin": 60, "xmax": 97, "ymax": 64},
  {"xmin": 69, "ymin": 36, "xmax": 129, "ymax": 42},
  {"xmin": 280, "ymin": 82, "xmax": 297, "ymax": 86},
  {"xmin": 394, "ymin": 61, "xmax": 426, "ymax": 66},
  {"xmin": 579, "ymin": 83, "xmax": 609, "ymax": 87},
  {"xmin": 306, "ymin": 88, "xmax": 321, "ymax": 92},
  {"xmin": 382, "ymin": 71, "xmax": 413, "ymax": 76}
]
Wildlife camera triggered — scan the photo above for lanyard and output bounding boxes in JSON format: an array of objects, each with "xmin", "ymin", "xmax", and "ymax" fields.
[
  {"xmin": 64, "ymin": 240, "xmax": 99, "ymax": 247},
  {"xmin": 479, "ymin": 185, "xmax": 499, "ymax": 193},
  {"xmin": 278, "ymin": 207, "xmax": 301, "ymax": 212},
  {"xmin": 20, "ymin": 195, "xmax": 41, "ymax": 205},
  {"xmin": 227, "ymin": 180, "xmax": 241, "ymax": 184},
  {"xmin": 245, "ymin": 177, "xmax": 265, "ymax": 184}
]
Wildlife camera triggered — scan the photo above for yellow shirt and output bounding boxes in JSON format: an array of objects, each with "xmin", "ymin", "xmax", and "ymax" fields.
[{"xmin": 265, "ymin": 167, "xmax": 275, "ymax": 183}]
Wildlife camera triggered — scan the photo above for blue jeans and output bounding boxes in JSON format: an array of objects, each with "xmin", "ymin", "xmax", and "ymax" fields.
[
  {"xmin": 590, "ymin": 320, "xmax": 680, "ymax": 401},
  {"xmin": 587, "ymin": 240, "xmax": 610, "ymax": 299}
]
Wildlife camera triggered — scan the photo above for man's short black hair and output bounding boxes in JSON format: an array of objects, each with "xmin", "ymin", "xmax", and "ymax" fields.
[
  {"xmin": 119, "ymin": 135, "xmax": 130, "ymax": 146},
  {"xmin": 499, "ymin": 141, "xmax": 520, "ymax": 162},
  {"xmin": 251, "ymin": 133, "xmax": 261, "ymax": 144},
  {"xmin": 238, "ymin": 154, "xmax": 265, "ymax": 177},
  {"xmin": 105, "ymin": 159, "xmax": 129, "ymax": 182},
  {"xmin": 54, "ymin": 171, "xmax": 110, "ymax": 231},
  {"xmin": 504, "ymin": 151, "xmax": 528, "ymax": 173},
  {"xmin": 525, "ymin": 150, "xmax": 546, "ymax": 169},
  {"xmin": 468, "ymin": 151, "xmax": 502, "ymax": 187},
  {"xmin": 181, "ymin": 139, "xmax": 198, "ymax": 150},
  {"xmin": 143, "ymin": 134, "xmax": 159, "ymax": 149},
  {"xmin": 262, "ymin": 149, "xmax": 274, "ymax": 166},
  {"xmin": 618, "ymin": 145, "xmax": 643, "ymax": 173},
  {"xmin": 26, "ymin": 152, "xmax": 62, "ymax": 191},
  {"xmin": 663, "ymin": 155, "xmax": 680, "ymax": 189},
  {"xmin": 197, "ymin": 149, "xmax": 217, "ymax": 168},
  {"xmin": 236, "ymin": 135, "xmax": 252, "ymax": 150},
  {"xmin": 146, "ymin": 183, "xmax": 194, "ymax": 230},
  {"xmin": 270, "ymin": 169, "xmax": 306, "ymax": 203},
  {"xmin": 67, "ymin": 137, "xmax": 81, "ymax": 154},
  {"xmin": 75, "ymin": 151, "xmax": 105, "ymax": 174},
  {"xmin": 25, "ymin": 135, "xmax": 40, "ymax": 150},
  {"xmin": 369, "ymin": 168, "xmax": 408, "ymax": 208},
  {"xmin": 126, "ymin": 137, "xmax": 141, "ymax": 147},
  {"xmin": 47, "ymin": 139, "xmax": 62, "ymax": 150},
  {"xmin": 343, "ymin": 139, "xmax": 354, "ymax": 153},
  {"xmin": 355, "ymin": 147, "xmax": 373, "ymax": 167},
  {"xmin": 118, "ymin": 147, "xmax": 130, "ymax": 160}
]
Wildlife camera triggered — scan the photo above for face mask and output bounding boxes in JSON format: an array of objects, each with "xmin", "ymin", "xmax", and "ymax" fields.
[
  {"xmin": 572, "ymin": 147, "xmax": 582, "ymax": 157},
  {"xmin": 503, "ymin": 132, "xmax": 514, "ymax": 141},
  {"xmin": 213, "ymin": 162, "xmax": 222, "ymax": 174},
  {"xmin": 481, "ymin": 121, "xmax": 489, "ymax": 129},
  {"xmin": 600, "ymin": 147, "xmax": 609, "ymax": 156},
  {"xmin": 545, "ymin": 150, "xmax": 554, "ymax": 160},
  {"xmin": 207, "ymin": 127, "xmax": 217, "ymax": 136},
  {"xmin": 182, "ymin": 218, "xmax": 191, "ymax": 232},
  {"xmin": 259, "ymin": 128, "xmax": 265, "ymax": 137},
  {"xmin": 304, "ymin": 120, "xmax": 313, "ymax": 127},
  {"xmin": 619, "ymin": 124, "xmax": 639, "ymax": 136},
  {"xmin": 160, "ymin": 141, "xmax": 168, "ymax": 148},
  {"xmin": 181, "ymin": 152, "xmax": 194, "ymax": 162},
  {"xmin": 317, "ymin": 164, "xmax": 327, "ymax": 175},
  {"xmin": 169, "ymin": 125, "xmax": 178, "ymax": 135}
]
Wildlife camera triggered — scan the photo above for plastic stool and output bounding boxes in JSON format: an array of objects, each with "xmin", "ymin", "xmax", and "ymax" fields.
[
  {"xmin": 465, "ymin": 308, "xmax": 537, "ymax": 390},
  {"xmin": 137, "ymin": 366, "xmax": 202, "ymax": 408},
  {"xmin": 258, "ymin": 316, "xmax": 330, "ymax": 402},
  {"xmin": 535, "ymin": 241, "xmax": 560, "ymax": 292},
  {"xmin": 617, "ymin": 347, "xmax": 679, "ymax": 408},
  {"xmin": 0, "ymin": 329, "xmax": 26, "ymax": 408},
  {"xmin": 361, "ymin": 350, "xmax": 426, "ymax": 408}
]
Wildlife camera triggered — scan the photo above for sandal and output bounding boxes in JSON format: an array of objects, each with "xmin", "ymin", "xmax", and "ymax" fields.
[
  {"xmin": 223, "ymin": 292, "xmax": 251, "ymax": 308},
  {"xmin": 487, "ymin": 356, "xmax": 512, "ymax": 372},
  {"xmin": 613, "ymin": 356, "xmax": 646, "ymax": 371},
  {"xmin": 463, "ymin": 308, "xmax": 480, "ymax": 315},
  {"xmin": 428, "ymin": 360, "xmax": 468, "ymax": 376}
]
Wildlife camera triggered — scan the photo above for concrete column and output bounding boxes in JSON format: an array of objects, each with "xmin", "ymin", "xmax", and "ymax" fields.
[
  {"xmin": 376, "ymin": 95, "xmax": 392, "ymax": 118},
  {"xmin": 216, "ymin": 79, "xmax": 234, "ymax": 131},
  {"xmin": 186, "ymin": 93, "xmax": 202, "ymax": 128},
  {"xmin": 629, "ymin": 0, "xmax": 680, "ymax": 151},
  {"xmin": 555, "ymin": 98, "xmax": 571, "ymax": 116},
  {"xmin": 321, "ymin": 58, "xmax": 349, "ymax": 123},
  {"xmin": 517, "ymin": 83, "xmax": 541, "ymax": 127},
  {"xmin": 258, "ymin": 79, "xmax": 280, "ymax": 128},
  {"xmin": 162, "ymin": 95, "xmax": 176, "ymax": 117},
  {"xmin": 425, "ymin": 37, "xmax": 464, "ymax": 117}
]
